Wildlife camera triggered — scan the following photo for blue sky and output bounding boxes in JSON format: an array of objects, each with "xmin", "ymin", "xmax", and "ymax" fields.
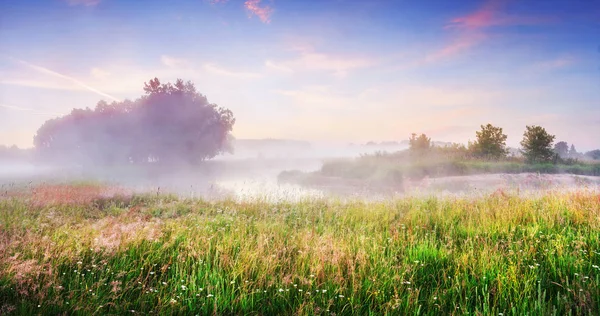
[{"xmin": 1, "ymin": 0, "xmax": 599, "ymax": 150}]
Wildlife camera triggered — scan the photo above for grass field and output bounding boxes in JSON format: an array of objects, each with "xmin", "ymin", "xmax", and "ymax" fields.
[{"xmin": 1, "ymin": 184, "xmax": 600, "ymax": 315}]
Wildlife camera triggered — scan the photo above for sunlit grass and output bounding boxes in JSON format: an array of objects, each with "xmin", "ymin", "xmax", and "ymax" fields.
[{"xmin": 1, "ymin": 185, "xmax": 599, "ymax": 314}]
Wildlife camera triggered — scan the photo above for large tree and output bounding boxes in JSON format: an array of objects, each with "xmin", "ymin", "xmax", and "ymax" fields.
[
  {"xmin": 34, "ymin": 78, "xmax": 235, "ymax": 165},
  {"xmin": 520, "ymin": 125, "xmax": 555, "ymax": 163},
  {"xmin": 469, "ymin": 124, "xmax": 508, "ymax": 159}
]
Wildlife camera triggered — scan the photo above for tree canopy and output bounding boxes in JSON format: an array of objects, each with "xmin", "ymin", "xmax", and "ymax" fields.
[
  {"xmin": 409, "ymin": 133, "xmax": 431, "ymax": 154},
  {"xmin": 520, "ymin": 125, "xmax": 555, "ymax": 163},
  {"xmin": 34, "ymin": 78, "xmax": 235, "ymax": 166},
  {"xmin": 469, "ymin": 124, "xmax": 508, "ymax": 159},
  {"xmin": 553, "ymin": 141, "xmax": 569, "ymax": 158}
]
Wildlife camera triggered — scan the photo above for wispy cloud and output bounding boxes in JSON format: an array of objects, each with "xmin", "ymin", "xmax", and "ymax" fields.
[
  {"xmin": 445, "ymin": 0, "xmax": 554, "ymax": 30},
  {"xmin": 203, "ymin": 63, "xmax": 263, "ymax": 79},
  {"xmin": 11, "ymin": 58, "xmax": 120, "ymax": 101},
  {"xmin": 0, "ymin": 79, "xmax": 82, "ymax": 91},
  {"xmin": 0, "ymin": 103, "xmax": 64, "ymax": 117},
  {"xmin": 421, "ymin": 33, "xmax": 487, "ymax": 65},
  {"xmin": 66, "ymin": 0, "xmax": 101, "ymax": 6},
  {"xmin": 244, "ymin": 0, "xmax": 274, "ymax": 24},
  {"xmin": 532, "ymin": 56, "xmax": 576, "ymax": 71},
  {"xmin": 406, "ymin": 0, "xmax": 555, "ymax": 67},
  {"xmin": 269, "ymin": 45, "xmax": 375, "ymax": 77},
  {"xmin": 161, "ymin": 55, "xmax": 188, "ymax": 68},
  {"xmin": 90, "ymin": 67, "xmax": 110, "ymax": 79},
  {"xmin": 265, "ymin": 60, "xmax": 294, "ymax": 73},
  {"xmin": 445, "ymin": 0, "xmax": 505, "ymax": 30}
]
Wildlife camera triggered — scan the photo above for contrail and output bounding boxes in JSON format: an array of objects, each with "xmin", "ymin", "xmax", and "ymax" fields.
[{"xmin": 11, "ymin": 58, "xmax": 121, "ymax": 102}]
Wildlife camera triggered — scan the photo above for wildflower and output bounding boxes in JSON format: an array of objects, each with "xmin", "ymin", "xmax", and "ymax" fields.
[
  {"xmin": 207, "ymin": 294, "xmax": 214, "ymax": 298},
  {"xmin": 77, "ymin": 261, "xmax": 82, "ymax": 265},
  {"xmin": 230, "ymin": 281, "xmax": 235, "ymax": 284},
  {"xmin": 278, "ymin": 288, "xmax": 284, "ymax": 292},
  {"xmin": 322, "ymin": 289, "xmax": 327, "ymax": 293},
  {"xmin": 170, "ymin": 298, "xmax": 177, "ymax": 304},
  {"xmin": 150, "ymin": 272, "xmax": 155, "ymax": 275},
  {"xmin": 162, "ymin": 282, "xmax": 167, "ymax": 285},
  {"xmin": 181, "ymin": 285, "xmax": 187, "ymax": 290},
  {"xmin": 338, "ymin": 295, "xmax": 344, "ymax": 298}
]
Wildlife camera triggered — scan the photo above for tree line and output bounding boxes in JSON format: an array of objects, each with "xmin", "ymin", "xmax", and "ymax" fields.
[{"xmin": 409, "ymin": 124, "xmax": 599, "ymax": 164}]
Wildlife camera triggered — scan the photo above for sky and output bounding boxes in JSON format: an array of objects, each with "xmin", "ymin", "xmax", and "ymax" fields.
[{"xmin": 0, "ymin": 0, "xmax": 599, "ymax": 150}]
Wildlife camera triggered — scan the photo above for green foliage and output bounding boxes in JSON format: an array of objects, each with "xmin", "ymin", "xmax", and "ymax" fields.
[
  {"xmin": 520, "ymin": 125, "xmax": 556, "ymax": 164},
  {"xmin": 469, "ymin": 124, "xmax": 509, "ymax": 159},
  {"xmin": 1, "ymin": 192, "xmax": 600, "ymax": 315},
  {"xmin": 409, "ymin": 133, "xmax": 431, "ymax": 154}
]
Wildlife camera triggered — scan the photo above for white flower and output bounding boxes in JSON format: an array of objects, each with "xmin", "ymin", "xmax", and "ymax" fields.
[
  {"xmin": 278, "ymin": 288, "xmax": 284, "ymax": 292},
  {"xmin": 207, "ymin": 294, "xmax": 214, "ymax": 298}
]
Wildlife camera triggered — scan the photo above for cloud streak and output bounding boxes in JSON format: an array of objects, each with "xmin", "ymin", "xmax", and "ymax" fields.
[
  {"xmin": 269, "ymin": 45, "xmax": 375, "ymax": 77},
  {"xmin": 244, "ymin": 0, "xmax": 274, "ymax": 24},
  {"xmin": 0, "ymin": 103, "xmax": 64, "ymax": 117},
  {"xmin": 161, "ymin": 55, "xmax": 188, "ymax": 68},
  {"xmin": 445, "ymin": 0, "xmax": 554, "ymax": 30},
  {"xmin": 203, "ymin": 63, "xmax": 263, "ymax": 79},
  {"xmin": 66, "ymin": 0, "xmax": 101, "ymax": 6},
  {"xmin": 12, "ymin": 58, "xmax": 120, "ymax": 101}
]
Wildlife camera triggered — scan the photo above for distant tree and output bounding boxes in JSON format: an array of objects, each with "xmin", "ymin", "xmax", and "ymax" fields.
[
  {"xmin": 585, "ymin": 150, "xmax": 600, "ymax": 160},
  {"xmin": 34, "ymin": 78, "xmax": 235, "ymax": 165},
  {"xmin": 409, "ymin": 133, "xmax": 431, "ymax": 154},
  {"xmin": 553, "ymin": 141, "xmax": 569, "ymax": 158},
  {"xmin": 568, "ymin": 144, "xmax": 580, "ymax": 159},
  {"xmin": 520, "ymin": 125, "xmax": 556, "ymax": 163},
  {"xmin": 469, "ymin": 124, "xmax": 508, "ymax": 159}
]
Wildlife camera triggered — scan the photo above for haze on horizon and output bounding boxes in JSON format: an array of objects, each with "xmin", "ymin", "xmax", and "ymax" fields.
[{"xmin": 0, "ymin": 0, "xmax": 599, "ymax": 150}]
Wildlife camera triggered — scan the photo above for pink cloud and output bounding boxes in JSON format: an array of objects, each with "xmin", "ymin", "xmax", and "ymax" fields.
[
  {"xmin": 423, "ymin": 33, "xmax": 487, "ymax": 64},
  {"xmin": 446, "ymin": 0, "xmax": 504, "ymax": 30},
  {"xmin": 446, "ymin": 0, "xmax": 555, "ymax": 30},
  {"xmin": 66, "ymin": 0, "xmax": 101, "ymax": 6},
  {"xmin": 244, "ymin": 0, "xmax": 274, "ymax": 24},
  {"xmin": 532, "ymin": 56, "xmax": 576, "ymax": 71}
]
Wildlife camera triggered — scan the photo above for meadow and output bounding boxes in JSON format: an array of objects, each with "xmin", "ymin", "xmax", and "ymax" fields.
[{"xmin": 1, "ymin": 183, "xmax": 599, "ymax": 315}]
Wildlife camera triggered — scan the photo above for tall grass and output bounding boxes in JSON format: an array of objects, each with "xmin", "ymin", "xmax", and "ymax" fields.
[{"xmin": 1, "ymin": 188, "xmax": 600, "ymax": 314}]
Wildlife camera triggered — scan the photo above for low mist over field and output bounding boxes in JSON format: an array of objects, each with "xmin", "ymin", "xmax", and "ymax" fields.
[{"xmin": 1, "ymin": 0, "xmax": 600, "ymax": 314}]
